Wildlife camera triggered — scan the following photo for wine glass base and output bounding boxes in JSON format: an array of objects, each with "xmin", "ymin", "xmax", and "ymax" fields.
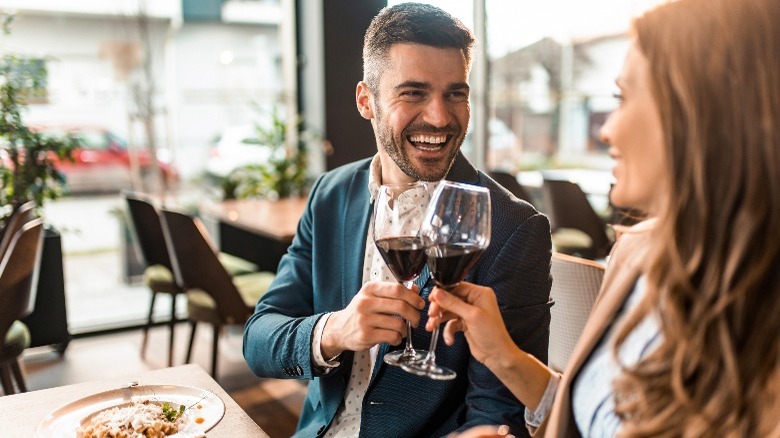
[
  {"xmin": 400, "ymin": 361, "xmax": 457, "ymax": 380},
  {"xmin": 383, "ymin": 350, "xmax": 427, "ymax": 367}
]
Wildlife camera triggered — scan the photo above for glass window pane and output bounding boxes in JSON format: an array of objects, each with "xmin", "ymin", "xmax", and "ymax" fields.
[{"xmin": 484, "ymin": 0, "xmax": 666, "ymax": 172}]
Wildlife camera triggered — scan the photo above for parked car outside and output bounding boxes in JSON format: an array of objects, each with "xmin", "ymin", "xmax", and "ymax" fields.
[
  {"xmin": 204, "ymin": 125, "xmax": 274, "ymax": 180},
  {"xmin": 35, "ymin": 125, "xmax": 177, "ymax": 193}
]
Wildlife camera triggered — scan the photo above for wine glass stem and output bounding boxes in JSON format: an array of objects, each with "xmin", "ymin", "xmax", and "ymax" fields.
[
  {"xmin": 401, "ymin": 280, "xmax": 417, "ymax": 357},
  {"xmin": 422, "ymin": 325, "xmax": 440, "ymax": 366}
]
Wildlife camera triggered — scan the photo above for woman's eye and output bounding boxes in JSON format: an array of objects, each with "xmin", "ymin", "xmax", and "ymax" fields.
[{"xmin": 612, "ymin": 92, "xmax": 624, "ymax": 103}]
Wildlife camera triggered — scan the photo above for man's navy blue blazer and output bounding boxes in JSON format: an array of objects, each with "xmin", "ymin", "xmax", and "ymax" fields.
[{"xmin": 243, "ymin": 153, "xmax": 552, "ymax": 437}]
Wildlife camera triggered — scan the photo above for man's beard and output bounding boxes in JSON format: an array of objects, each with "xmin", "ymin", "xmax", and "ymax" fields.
[{"xmin": 374, "ymin": 105, "xmax": 464, "ymax": 182}]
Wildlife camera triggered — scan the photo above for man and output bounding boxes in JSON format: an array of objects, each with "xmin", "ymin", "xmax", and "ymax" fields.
[{"xmin": 243, "ymin": 4, "xmax": 552, "ymax": 437}]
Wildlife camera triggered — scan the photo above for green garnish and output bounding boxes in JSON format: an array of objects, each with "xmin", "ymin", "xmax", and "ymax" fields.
[{"xmin": 161, "ymin": 401, "xmax": 184, "ymax": 422}]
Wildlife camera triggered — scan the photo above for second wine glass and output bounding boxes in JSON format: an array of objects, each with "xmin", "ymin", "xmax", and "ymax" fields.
[
  {"xmin": 401, "ymin": 180, "xmax": 491, "ymax": 380},
  {"xmin": 373, "ymin": 182, "xmax": 432, "ymax": 366}
]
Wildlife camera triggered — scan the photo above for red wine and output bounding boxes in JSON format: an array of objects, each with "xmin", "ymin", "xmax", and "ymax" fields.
[
  {"xmin": 426, "ymin": 243, "xmax": 485, "ymax": 288},
  {"xmin": 375, "ymin": 236, "xmax": 427, "ymax": 282}
]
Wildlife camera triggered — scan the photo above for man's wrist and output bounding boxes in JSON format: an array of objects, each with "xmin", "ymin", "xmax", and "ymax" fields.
[
  {"xmin": 312, "ymin": 313, "xmax": 342, "ymax": 369},
  {"xmin": 320, "ymin": 310, "xmax": 344, "ymax": 359}
]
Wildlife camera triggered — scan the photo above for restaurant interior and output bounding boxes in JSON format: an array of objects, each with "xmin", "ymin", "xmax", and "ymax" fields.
[{"xmin": 0, "ymin": 0, "xmax": 665, "ymax": 436}]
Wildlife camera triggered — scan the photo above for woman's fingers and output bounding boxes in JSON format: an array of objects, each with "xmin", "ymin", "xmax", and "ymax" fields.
[{"xmin": 442, "ymin": 318, "xmax": 462, "ymax": 345}]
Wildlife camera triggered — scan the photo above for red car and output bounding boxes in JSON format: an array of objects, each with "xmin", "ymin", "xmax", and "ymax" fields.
[{"xmin": 39, "ymin": 125, "xmax": 178, "ymax": 193}]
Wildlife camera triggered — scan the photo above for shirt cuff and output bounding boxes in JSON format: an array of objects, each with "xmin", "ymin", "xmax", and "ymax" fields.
[
  {"xmin": 312, "ymin": 313, "xmax": 341, "ymax": 371},
  {"xmin": 524, "ymin": 372, "xmax": 562, "ymax": 428}
]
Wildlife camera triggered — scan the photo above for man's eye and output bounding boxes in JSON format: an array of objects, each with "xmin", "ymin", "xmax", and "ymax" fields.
[
  {"xmin": 401, "ymin": 90, "xmax": 424, "ymax": 98},
  {"xmin": 447, "ymin": 91, "xmax": 468, "ymax": 102}
]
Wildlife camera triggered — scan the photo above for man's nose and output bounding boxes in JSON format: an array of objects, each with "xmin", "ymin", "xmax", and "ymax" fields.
[{"xmin": 423, "ymin": 96, "xmax": 452, "ymax": 128}]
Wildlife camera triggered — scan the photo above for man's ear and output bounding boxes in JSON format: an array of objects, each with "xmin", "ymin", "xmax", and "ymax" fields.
[{"xmin": 356, "ymin": 81, "xmax": 375, "ymax": 120}]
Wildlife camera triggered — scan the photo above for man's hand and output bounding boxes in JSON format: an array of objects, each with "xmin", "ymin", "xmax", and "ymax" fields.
[{"xmin": 321, "ymin": 281, "xmax": 425, "ymax": 358}]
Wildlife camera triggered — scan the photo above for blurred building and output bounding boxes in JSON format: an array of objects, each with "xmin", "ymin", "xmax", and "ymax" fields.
[{"xmin": 1, "ymin": 0, "xmax": 284, "ymax": 179}]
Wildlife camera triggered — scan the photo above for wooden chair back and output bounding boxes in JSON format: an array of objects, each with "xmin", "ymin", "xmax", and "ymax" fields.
[
  {"xmin": 0, "ymin": 218, "xmax": 45, "ymax": 342},
  {"xmin": 159, "ymin": 209, "xmax": 251, "ymax": 324}
]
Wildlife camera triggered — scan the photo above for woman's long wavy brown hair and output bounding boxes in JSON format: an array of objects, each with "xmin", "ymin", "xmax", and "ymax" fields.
[{"xmin": 611, "ymin": 0, "xmax": 780, "ymax": 436}]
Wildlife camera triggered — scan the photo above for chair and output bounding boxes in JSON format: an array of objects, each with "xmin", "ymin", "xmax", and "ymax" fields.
[
  {"xmin": 159, "ymin": 209, "xmax": 275, "ymax": 378},
  {"xmin": 548, "ymin": 252, "xmax": 605, "ymax": 372},
  {"xmin": 541, "ymin": 178, "xmax": 613, "ymax": 260},
  {"xmin": 0, "ymin": 218, "xmax": 44, "ymax": 395},
  {"xmin": 0, "ymin": 201, "xmax": 36, "ymax": 263},
  {"xmin": 487, "ymin": 170, "xmax": 535, "ymax": 205},
  {"xmin": 123, "ymin": 192, "xmax": 259, "ymax": 367}
]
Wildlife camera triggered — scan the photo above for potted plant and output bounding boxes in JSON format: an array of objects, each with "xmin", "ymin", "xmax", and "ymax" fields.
[
  {"xmin": 1, "ymin": 16, "xmax": 75, "ymax": 224},
  {"xmin": 0, "ymin": 15, "xmax": 75, "ymax": 353},
  {"xmin": 220, "ymin": 107, "xmax": 312, "ymax": 201}
]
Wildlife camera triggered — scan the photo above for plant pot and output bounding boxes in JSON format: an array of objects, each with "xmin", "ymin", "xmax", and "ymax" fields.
[{"xmin": 21, "ymin": 226, "xmax": 71, "ymax": 354}]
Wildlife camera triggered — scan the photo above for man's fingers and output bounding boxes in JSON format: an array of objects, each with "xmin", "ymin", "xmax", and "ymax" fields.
[{"xmin": 363, "ymin": 281, "xmax": 425, "ymax": 310}]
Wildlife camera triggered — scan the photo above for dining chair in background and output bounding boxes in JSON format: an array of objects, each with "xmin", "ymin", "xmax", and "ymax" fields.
[
  {"xmin": 0, "ymin": 218, "xmax": 44, "ymax": 395},
  {"xmin": 159, "ymin": 208, "xmax": 275, "ymax": 378},
  {"xmin": 123, "ymin": 192, "xmax": 260, "ymax": 367},
  {"xmin": 548, "ymin": 252, "xmax": 605, "ymax": 373},
  {"xmin": 487, "ymin": 170, "xmax": 536, "ymax": 206},
  {"xmin": 541, "ymin": 178, "xmax": 613, "ymax": 260}
]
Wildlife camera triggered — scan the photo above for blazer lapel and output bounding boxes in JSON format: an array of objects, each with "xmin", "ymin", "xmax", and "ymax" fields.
[
  {"xmin": 342, "ymin": 167, "xmax": 372, "ymax": 307},
  {"xmin": 546, "ymin": 221, "xmax": 654, "ymax": 437},
  {"xmin": 566, "ymin": 220, "xmax": 656, "ymax": 376}
]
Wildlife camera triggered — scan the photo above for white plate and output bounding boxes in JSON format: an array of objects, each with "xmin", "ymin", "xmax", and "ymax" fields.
[{"xmin": 36, "ymin": 384, "xmax": 225, "ymax": 437}]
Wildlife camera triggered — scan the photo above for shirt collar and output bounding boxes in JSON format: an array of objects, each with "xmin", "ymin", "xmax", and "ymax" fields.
[{"xmin": 368, "ymin": 153, "xmax": 383, "ymax": 203}]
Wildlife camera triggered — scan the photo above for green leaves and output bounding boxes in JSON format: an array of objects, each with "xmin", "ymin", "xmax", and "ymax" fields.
[
  {"xmin": 0, "ymin": 20, "xmax": 75, "ymax": 225},
  {"xmin": 161, "ymin": 401, "xmax": 186, "ymax": 422},
  {"xmin": 221, "ymin": 106, "xmax": 312, "ymax": 200}
]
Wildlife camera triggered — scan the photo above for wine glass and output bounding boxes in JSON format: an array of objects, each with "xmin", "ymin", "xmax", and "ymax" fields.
[
  {"xmin": 373, "ymin": 182, "xmax": 432, "ymax": 366},
  {"xmin": 401, "ymin": 180, "xmax": 491, "ymax": 380}
]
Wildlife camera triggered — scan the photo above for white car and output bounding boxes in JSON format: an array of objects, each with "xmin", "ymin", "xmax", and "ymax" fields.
[{"xmin": 205, "ymin": 126, "xmax": 274, "ymax": 179}]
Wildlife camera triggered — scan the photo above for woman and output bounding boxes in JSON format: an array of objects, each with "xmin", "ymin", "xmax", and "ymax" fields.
[{"xmin": 429, "ymin": 0, "xmax": 780, "ymax": 436}]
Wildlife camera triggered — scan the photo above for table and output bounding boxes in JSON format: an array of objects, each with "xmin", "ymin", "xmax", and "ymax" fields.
[
  {"xmin": 0, "ymin": 364, "xmax": 267, "ymax": 437},
  {"xmin": 200, "ymin": 197, "xmax": 307, "ymax": 272}
]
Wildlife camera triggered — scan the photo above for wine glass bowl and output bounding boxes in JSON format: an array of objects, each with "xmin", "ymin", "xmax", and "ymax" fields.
[
  {"xmin": 401, "ymin": 180, "xmax": 491, "ymax": 380},
  {"xmin": 373, "ymin": 182, "xmax": 432, "ymax": 366}
]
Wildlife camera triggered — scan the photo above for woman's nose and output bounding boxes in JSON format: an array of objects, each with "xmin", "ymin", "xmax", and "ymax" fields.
[{"xmin": 599, "ymin": 116, "xmax": 613, "ymax": 145}]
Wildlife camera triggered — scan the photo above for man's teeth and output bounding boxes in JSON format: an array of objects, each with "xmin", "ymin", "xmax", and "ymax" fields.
[{"xmin": 409, "ymin": 134, "xmax": 447, "ymax": 147}]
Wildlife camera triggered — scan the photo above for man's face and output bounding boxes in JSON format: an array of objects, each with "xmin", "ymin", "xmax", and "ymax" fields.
[{"xmin": 356, "ymin": 44, "xmax": 470, "ymax": 183}]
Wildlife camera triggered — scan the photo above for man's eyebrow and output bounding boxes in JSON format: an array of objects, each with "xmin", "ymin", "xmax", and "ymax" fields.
[
  {"xmin": 393, "ymin": 81, "xmax": 471, "ymax": 92},
  {"xmin": 394, "ymin": 81, "xmax": 431, "ymax": 91}
]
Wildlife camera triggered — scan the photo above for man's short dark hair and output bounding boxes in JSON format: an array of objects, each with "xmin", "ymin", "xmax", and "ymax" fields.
[{"xmin": 363, "ymin": 2, "xmax": 475, "ymax": 94}]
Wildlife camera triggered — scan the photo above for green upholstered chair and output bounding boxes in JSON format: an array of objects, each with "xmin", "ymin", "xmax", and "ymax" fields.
[
  {"xmin": 159, "ymin": 208, "xmax": 274, "ymax": 378},
  {"xmin": 123, "ymin": 192, "xmax": 259, "ymax": 367},
  {"xmin": 0, "ymin": 218, "xmax": 44, "ymax": 395}
]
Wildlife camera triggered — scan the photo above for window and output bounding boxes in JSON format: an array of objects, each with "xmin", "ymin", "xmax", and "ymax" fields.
[{"xmin": 390, "ymin": 0, "xmax": 665, "ymax": 172}]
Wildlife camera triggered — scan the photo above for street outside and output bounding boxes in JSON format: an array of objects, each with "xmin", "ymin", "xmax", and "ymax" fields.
[{"xmin": 42, "ymin": 187, "xmax": 206, "ymax": 335}]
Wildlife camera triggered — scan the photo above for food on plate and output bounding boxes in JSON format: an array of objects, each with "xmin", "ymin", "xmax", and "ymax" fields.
[{"xmin": 77, "ymin": 400, "xmax": 185, "ymax": 438}]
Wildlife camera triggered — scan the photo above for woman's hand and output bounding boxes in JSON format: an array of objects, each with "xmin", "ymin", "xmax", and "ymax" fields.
[
  {"xmin": 447, "ymin": 424, "xmax": 515, "ymax": 438},
  {"xmin": 428, "ymin": 282, "xmax": 555, "ymax": 412},
  {"xmin": 426, "ymin": 282, "xmax": 517, "ymax": 368}
]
